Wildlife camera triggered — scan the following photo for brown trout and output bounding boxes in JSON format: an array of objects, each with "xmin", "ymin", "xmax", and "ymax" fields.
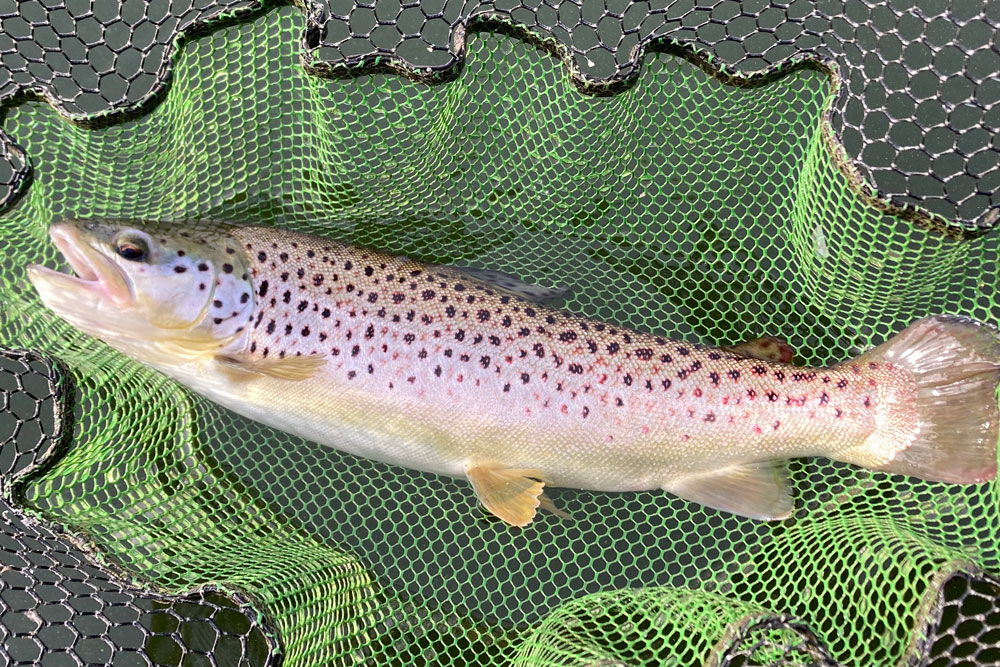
[{"xmin": 28, "ymin": 219, "xmax": 1000, "ymax": 526}]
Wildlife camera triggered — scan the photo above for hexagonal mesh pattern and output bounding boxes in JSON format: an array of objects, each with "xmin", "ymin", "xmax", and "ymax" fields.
[
  {"xmin": 0, "ymin": 1, "xmax": 997, "ymax": 666},
  {"xmin": 0, "ymin": 348, "xmax": 276, "ymax": 667},
  {"xmin": 1, "ymin": 1, "xmax": 998, "ymax": 232}
]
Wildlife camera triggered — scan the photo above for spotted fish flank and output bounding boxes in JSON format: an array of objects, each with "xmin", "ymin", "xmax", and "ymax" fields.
[{"xmin": 28, "ymin": 219, "xmax": 1000, "ymax": 526}]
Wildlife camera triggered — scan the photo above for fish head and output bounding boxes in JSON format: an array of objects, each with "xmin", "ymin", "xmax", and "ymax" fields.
[{"xmin": 28, "ymin": 219, "xmax": 255, "ymax": 360}]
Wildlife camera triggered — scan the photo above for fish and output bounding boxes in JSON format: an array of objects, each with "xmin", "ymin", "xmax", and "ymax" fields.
[{"xmin": 27, "ymin": 219, "xmax": 1000, "ymax": 526}]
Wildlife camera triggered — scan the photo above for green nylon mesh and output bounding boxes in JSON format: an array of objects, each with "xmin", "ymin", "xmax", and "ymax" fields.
[{"xmin": 1, "ymin": 5, "xmax": 998, "ymax": 665}]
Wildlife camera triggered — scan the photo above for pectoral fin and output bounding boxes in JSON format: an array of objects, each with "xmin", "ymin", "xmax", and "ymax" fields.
[
  {"xmin": 663, "ymin": 462, "xmax": 793, "ymax": 520},
  {"xmin": 215, "ymin": 353, "xmax": 326, "ymax": 381},
  {"xmin": 450, "ymin": 266, "xmax": 571, "ymax": 304},
  {"xmin": 466, "ymin": 464, "xmax": 550, "ymax": 527},
  {"xmin": 724, "ymin": 336, "xmax": 795, "ymax": 364}
]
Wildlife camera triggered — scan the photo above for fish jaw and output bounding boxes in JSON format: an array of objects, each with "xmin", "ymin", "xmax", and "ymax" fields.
[{"xmin": 27, "ymin": 222, "xmax": 135, "ymax": 338}]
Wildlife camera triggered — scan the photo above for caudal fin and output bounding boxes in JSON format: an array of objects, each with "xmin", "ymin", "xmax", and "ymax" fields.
[{"xmin": 856, "ymin": 315, "xmax": 1000, "ymax": 484}]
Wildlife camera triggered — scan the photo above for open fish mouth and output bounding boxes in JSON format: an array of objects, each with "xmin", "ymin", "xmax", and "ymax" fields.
[{"xmin": 27, "ymin": 222, "xmax": 132, "ymax": 308}]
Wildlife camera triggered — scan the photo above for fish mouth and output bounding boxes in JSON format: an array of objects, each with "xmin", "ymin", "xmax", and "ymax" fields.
[{"xmin": 27, "ymin": 222, "xmax": 133, "ymax": 308}]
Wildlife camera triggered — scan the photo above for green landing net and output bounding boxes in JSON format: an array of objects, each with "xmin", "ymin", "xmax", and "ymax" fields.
[{"xmin": 0, "ymin": 1, "xmax": 998, "ymax": 666}]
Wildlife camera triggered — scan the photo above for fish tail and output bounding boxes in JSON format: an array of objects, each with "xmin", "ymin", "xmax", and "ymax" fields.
[{"xmin": 844, "ymin": 315, "xmax": 1000, "ymax": 483}]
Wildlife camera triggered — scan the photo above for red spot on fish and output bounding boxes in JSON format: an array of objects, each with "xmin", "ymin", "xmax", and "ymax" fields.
[
  {"xmin": 681, "ymin": 434, "xmax": 690, "ymax": 442},
  {"xmin": 772, "ymin": 420, "xmax": 780, "ymax": 430},
  {"xmin": 693, "ymin": 388, "xmax": 702, "ymax": 398},
  {"xmin": 753, "ymin": 425, "xmax": 763, "ymax": 434},
  {"xmin": 641, "ymin": 425, "xmax": 650, "ymax": 434}
]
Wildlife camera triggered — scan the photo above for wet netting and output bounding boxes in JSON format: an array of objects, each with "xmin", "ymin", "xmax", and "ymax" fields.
[{"xmin": 0, "ymin": 0, "xmax": 998, "ymax": 665}]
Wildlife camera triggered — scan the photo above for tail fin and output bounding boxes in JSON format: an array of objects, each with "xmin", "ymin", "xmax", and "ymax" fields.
[{"xmin": 856, "ymin": 315, "xmax": 1000, "ymax": 483}]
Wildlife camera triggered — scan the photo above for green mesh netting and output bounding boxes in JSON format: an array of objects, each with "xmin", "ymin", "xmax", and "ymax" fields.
[{"xmin": 1, "ymin": 5, "xmax": 998, "ymax": 666}]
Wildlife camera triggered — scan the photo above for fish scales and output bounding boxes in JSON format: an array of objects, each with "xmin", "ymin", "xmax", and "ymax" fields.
[
  {"xmin": 28, "ymin": 219, "xmax": 1000, "ymax": 525},
  {"xmin": 233, "ymin": 227, "xmax": 903, "ymax": 487}
]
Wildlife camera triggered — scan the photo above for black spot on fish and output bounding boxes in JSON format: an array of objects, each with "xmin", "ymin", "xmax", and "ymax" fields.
[
  {"xmin": 284, "ymin": 324, "xmax": 293, "ymax": 335},
  {"xmin": 533, "ymin": 343, "xmax": 545, "ymax": 358},
  {"xmin": 489, "ymin": 335, "xmax": 500, "ymax": 346},
  {"xmin": 266, "ymin": 320, "xmax": 276, "ymax": 334},
  {"xmin": 213, "ymin": 300, "xmax": 223, "ymax": 308},
  {"xmin": 708, "ymin": 352, "xmax": 721, "ymax": 360},
  {"xmin": 524, "ymin": 308, "xmax": 536, "ymax": 317},
  {"xmin": 753, "ymin": 365, "xmax": 767, "ymax": 376},
  {"xmin": 364, "ymin": 266, "xmax": 374, "ymax": 276},
  {"xmin": 635, "ymin": 348, "xmax": 653, "ymax": 361},
  {"xmin": 774, "ymin": 371, "xmax": 785, "ymax": 382},
  {"xmin": 403, "ymin": 333, "xmax": 416, "ymax": 344},
  {"xmin": 258, "ymin": 281, "xmax": 269, "ymax": 297},
  {"xmin": 559, "ymin": 331, "xmax": 577, "ymax": 342},
  {"xmin": 280, "ymin": 272, "xmax": 289, "ymax": 282},
  {"xmin": 728, "ymin": 369, "xmax": 740, "ymax": 380},
  {"xmin": 518, "ymin": 327, "xmax": 530, "ymax": 337},
  {"xmin": 455, "ymin": 330, "xmax": 465, "ymax": 342},
  {"xmin": 177, "ymin": 250, "xmax": 186, "ymax": 257},
  {"xmin": 623, "ymin": 374, "xmax": 633, "ymax": 385},
  {"xmin": 434, "ymin": 365, "xmax": 442, "ymax": 377},
  {"xmin": 503, "ymin": 383, "xmax": 510, "ymax": 393},
  {"xmin": 344, "ymin": 261, "xmax": 353, "ymax": 271},
  {"xmin": 773, "ymin": 420, "xmax": 781, "ymax": 430},
  {"xmin": 213, "ymin": 317, "xmax": 222, "ymax": 324},
  {"xmin": 307, "ymin": 249, "xmax": 315, "ymax": 258},
  {"xmin": 174, "ymin": 266, "xmax": 187, "ymax": 273},
  {"xmin": 709, "ymin": 371, "xmax": 720, "ymax": 386},
  {"xmin": 607, "ymin": 342, "xmax": 620, "ymax": 354},
  {"xmin": 480, "ymin": 356, "xmax": 490, "ymax": 368},
  {"xmin": 568, "ymin": 364, "xmax": 584, "ymax": 374},
  {"xmin": 766, "ymin": 391, "xmax": 778, "ymax": 401},
  {"xmin": 198, "ymin": 263, "xmax": 209, "ymax": 272},
  {"xmin": 347, "ymin": 370, "xmax": 356, "ymax": 379},
  {"xmin": 258, "ymin": 252, "xmax": 267, "ymax": 262},
  {"xmin": 225, "ymin": 248, "xmax": 235, "ymax": 255},
  {"xmin": 521, "ymin": 373, "xmax": 530, "ymax": 384},
  {"xmin": 582, "ymin": 406, "xmax": 589, "ymax": 418},
  {"xmin": 351, "ymin": 345, "xmax": 360, "ymax": 357},
  {"xmin": 676, "ymin": 347, "xmax": 689, "ymax": 356},
  {"xmin": 835, "ymin": 408, "xmax": 843, "ymax": 418},
  {"xmin": 321, "ymin": 308, "xmax": 331, "ymax": 318},
  {"xmin": 660, "ymin": 354, "xmax": 672, "ymax": 363},
  {"xmin": 250, "ymin": 341, "xmax": 257, "ymax": 353},
  {"xmin": 319, "ymin": 333, "xmax": 327, "ymax": 342},
  {"xmin": 240, "ymin": 293, "xmax": 249, "ymax": 304},
  {"xmin": 545, "ymin": 315, "xmax": 556, "ymax": 324},
  {"xmin": 222, "ymin": 264, "xmax": 233, "ymax": 274},
  {"xmin": 279, "ymin": 252, "xmax": 289, "ymax": 262},
  {"xmin": 393, "ymin": 293, "xmax": 405, "ymax": 304},
  {"xmin": 365, "ymin": 324, "xmax": 375, "ymax": 339},
  {"xmin": 477, "ymin": 310, "xmax": 490, "ymax": 322},
  {"xmin": 313, "ymin": 275, "xmax": 324, "ymax": 286},
  {"xmin": 198, "ymin": 283, "xmax": 206, "ymax": 291},
  {"xmin": 422, "ymin": 290, "xmax": 435, "ymax": 300},
  {"xmin": 297, "ymin": 301, "xmax": 309, "ymax": 312},
  {"xmin": 704, "ymin": 412, "xmax": 716, "ymax": 422},
  {"xmin": 837, "ymin": 379, "xmax": 848, "ymax": 389},
  {"xmin": 282, "ymin": 291, "xmax": 291, "ymax": 304},
  {"xmin": 661, "ymin": 378, "xmax": 671, "ymax": 390},
  {"xmin": 301, "ymin": 327, "xmax": 310, "ymax": 337}
]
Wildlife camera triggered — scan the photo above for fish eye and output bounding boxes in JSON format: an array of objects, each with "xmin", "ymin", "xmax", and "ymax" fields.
[{"xmin": 114, "ymin": 234, "xmax": 149, "ymax": 262}]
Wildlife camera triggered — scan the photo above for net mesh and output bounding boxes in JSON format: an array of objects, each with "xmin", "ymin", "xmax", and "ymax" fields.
[{"xmin": 0, "ymin": 1, "xmax": 998, "ymax": 665}]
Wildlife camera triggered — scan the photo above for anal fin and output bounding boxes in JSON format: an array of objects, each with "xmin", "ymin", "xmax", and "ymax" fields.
[
  {"xmin": 466, "ymin": 464, "xmax": 551, "ymax": 527},
  {"xmin": 215, "ymin": 353, "xmax": 326, "ymax": 381},
  {"xmin": 663, "ymin": 462, "xmax": 793, "ymax": 520},
  {"xmin": 724, "ymin": 336, "xmax": 795, "ymax": 364}
]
